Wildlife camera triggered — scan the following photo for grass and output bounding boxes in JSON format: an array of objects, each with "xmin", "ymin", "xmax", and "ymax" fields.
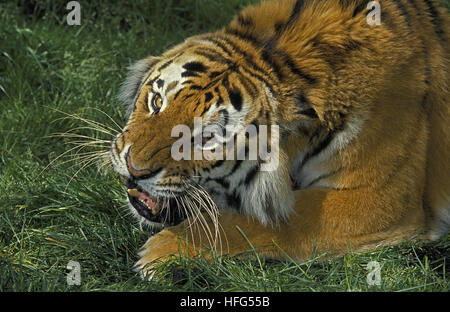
[{"xmin": 0, "ymin": 0, "xmax": 449, "ymax": 292}]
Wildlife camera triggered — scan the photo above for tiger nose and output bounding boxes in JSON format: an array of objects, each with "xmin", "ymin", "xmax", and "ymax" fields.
[{"xmin": 126, "ymin": 154, "xmax": 154, "ymax": 180}]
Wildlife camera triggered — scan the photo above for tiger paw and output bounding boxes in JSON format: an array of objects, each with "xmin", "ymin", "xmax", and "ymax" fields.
[{"xmin": 132, "ymin": 229, "xmax": 186, "ymax": 280}]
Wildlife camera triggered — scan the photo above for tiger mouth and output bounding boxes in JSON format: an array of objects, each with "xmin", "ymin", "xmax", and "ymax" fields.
[{"xmin": 125, "ymin": 180, "xmax": 186, "ymax": 226}]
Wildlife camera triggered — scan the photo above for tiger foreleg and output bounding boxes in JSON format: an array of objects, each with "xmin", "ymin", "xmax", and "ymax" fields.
[{"xmin": 135, "ymin": 187, "xmax": 425, "ymax": 279}]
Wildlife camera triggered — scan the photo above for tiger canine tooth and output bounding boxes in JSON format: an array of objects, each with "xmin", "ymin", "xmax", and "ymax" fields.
[
  {"xmin": 127, "ymin": 189, "xmax": 140, "ymax": 198},
  {"xmin": 151, "ymin": 205, "xmax": 160, "ymax": 215}
]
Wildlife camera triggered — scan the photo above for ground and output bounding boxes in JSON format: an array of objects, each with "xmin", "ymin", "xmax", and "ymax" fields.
[{"xmin": 0, "ymin": 0, "xmax": 449, "ymax": 291}]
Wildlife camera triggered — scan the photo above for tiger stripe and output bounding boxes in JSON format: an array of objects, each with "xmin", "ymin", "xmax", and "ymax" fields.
[
  {"xmin": 423, "ymin": 0, "xmax": 445, "ymax": 38},
  {"xmin": 113, "ymin": 0, "xmax": 449, "ymax": 272}
]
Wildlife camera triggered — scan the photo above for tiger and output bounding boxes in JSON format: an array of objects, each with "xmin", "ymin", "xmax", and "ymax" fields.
[{"xmin": 109, "ymin": 0, "xmax": 450, "ymax": 278}]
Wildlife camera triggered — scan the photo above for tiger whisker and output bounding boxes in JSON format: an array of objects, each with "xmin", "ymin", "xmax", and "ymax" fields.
[
  {"xmin": 184, "ymin": 182, "xmax": 222, "ymax": 253},
  {"xmin": 62, "ymin": 152, "xmax": 110, "ymax": 166},
  {"xmin": 49, "ymin": 124, "xmax": 116, "ymax": 138},
  {"xmin": 46, "ymin": 131, "xmax": 113, "ymax": 141},
  {"xmin": 39, "ymin": 139, "xmax": 104, "ymax": 175},
  {"xmin": 50, "ymin": 116, "xmax": 117, "ymax": 138},
  {"xmin": 188, "ymin": 181, "xmax": 226, "ymax": 254},
  {"xmin": 63, "ymin": 153, "xmax": 109, "ymax": 172},
  {"xmin": 174, "ymin": 193, "xmax": 197, "ymax": 249},
  {"xmin": 49, "ymin": 107, "xmax": 120, "ymax": 136},
  {"xmin": 184, "ymin": 194, "xmax": 215, "ymax": 251},
  {"xmin": 64, "ymin": 154, "xmax": 105, "ymax": 191},
  {"xmin": 87, "ymin": 107, "xmax": 123, "ymax": 132},
  {"xmin": 54, "ymin": 152, "xmax": 109, "ymax": 168},
  {"xmin": 180, "ymin": 194, "xmax": 197, "ymax": 249}
]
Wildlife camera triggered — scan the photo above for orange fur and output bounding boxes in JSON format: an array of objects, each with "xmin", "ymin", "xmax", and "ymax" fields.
[{"xmin": 110, "ymin": 0, "xmax": 450, "ymax": 277}]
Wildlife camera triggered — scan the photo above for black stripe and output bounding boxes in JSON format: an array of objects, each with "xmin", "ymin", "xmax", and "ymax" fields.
[
  {"xmin": 300, "ymin": 108, "xmax": 318, "ymax": 118},
  {"xmin": 228, "ymin": 88, "xmax": 243, "ymax": 111},
  {"xmin": 209, "ymin": 159, "xmax": 245, "ymax": 182},
  {"xmin": 310, "ymin": 132, "xmax": 335, "ymax": 158},
  {"xmin": 199, "ymin": 104, "xmax": 209, "ymax": 116},
  {"xmin": 215, "ymin": 94, "xmax": 224, "ymax": 107},
  {"xmin": 181, "ymin": 71, "xmax": 201, "ymax": 78},
  {"xmin": 219, "ymin": 35, "xmax": 275, "ymax": 81},
  {"xmin": 204, "ymin": 36, "xmax": 276, "ymax": 92},
  {"xmin": 343, "ymin": 39, "xmax": 362, "ymax": 53},
  {"xmin": 298, "ymin": 130, "xmax": 336, "ymax": 171},
  {"xmin": 156, "ymin": 79, "xmax": 164, "ymax": 89},
  {"xmin": 287, "ymin": 0, "xmax": 305, "ymax": 26},
  {"xmin": 225, "ymin": 29, "xmax": 286, "ymax": 81},
  {"xmin": 203, "ymin": 37, "xmax": 234, "ymax": 58},
  {"xmin": 189, "ymin": 85, "xmax": 202, "ymax": 90},
  {"xmin": 274, "ymin": 0, "xmax": 304, "ymax": 36},
  {"xmin": 392, "ymin": 0, "xmax": 412, "ymax": 28},
  {"xmin": 219, "ymin": 109, "xmax": 229, "ymax": 126},
  {"xmin": 146, "ymin": 74, "xmax": 161, "ymax": 87},
  {"xmin": 202, "ymin": 71, "xmax": 232, "ymax": 92},
  {"xmin": 173, "ymin": 89, "xmax": 183, "ymax": 101},
  {"xmin": 157, "ymin": 60, "xmax": 173, "ymax": 71},
  {"xmin": 229, "ymin": 160, "xmax": 244, "ymax": 176},
  {"xmin": 204, "ymin": 92, "xmax": 213, "ymax": 103},
  {"xmin": 420, "ymin": 91, "xmax": 429, "ymax": 109},
  {"xmin": 222, "ymin": 74, "xmax": 230, "ymax": 90},
  {"xmin": 237, "ymin": 13, "xmax": 254, "ymax": 27},
  {"xmin": 194, "ymin": 50, "xmax": 231, "ymax": 65},
  {"xmin": 183, "ymin": 93, "xmax": 195, "ymax": 101},
  {"xmin": 132, "ymin": 167, "xmax": 163, "ymax": 182},
  {"xmin": 261, "ymin": 49, "xmax": 284, "ymax": 81},
  {"xmin": 274, "ymin": 21, "xmax": 285, "ymax": 35},
  {"xmin": 147, "ymin": 145, "xmax": 172, "ymax": 161},
  {"xmin": 236, "ymin": 74, "xmax": 257, "ymax": 99},
  {"xmin": 423, "ymin": 0, "xmax": 445, "ymax": 38},
  {"xmin": 244, "ymin": 164, "xmax": 260, "ymax": 185},
  {"xmin": 312, "ymin": 38, "xmax": 363, "ymax": 68},
  {"xmin": 281, "ymin": 51, "xmax": 317, "ymax": 84},
  {"xmin": 209, "ymin": 71, "xmax": 223, "ymax": 79},
  {"xmin": 407, "ymin": 0, "xmax": 419, "ymax": 10},
  {"xmin": 211, "ymin": 159, "xmax": 225, "ymax": 169},
  {"xmin": 262, "ymin": 191, "xmax": 277, "ymax": 222},
  {"xmin": 238, "ymin": 66, "xmax": 276, "ymax": 96},
  {"xmin": 352, "ymin": 0, "xmax": 371, "ymax": 17},
  {"xmin": 210, "ymin": 177, "xmax": 230, "ymax": 189},
  {"xmin": 183, "ymin": 61, "xmax": 208, "ymax": 73},
  {"xmin": 295, "ymin": 91, "xmax": 310, "ymax": 111},
  {"xmin": 224, "ymin": 27, "xmax": 261, "ymax": 48},
  {"xmin": 423, "ymin": 43, "xmax": 431, "ymax": 86},
  {"xmin": 303, "ymin": 167, "xmax": 342, "ymax": 189},
  {"xmin": 181, "ymin": 79, "xmax": 192, "ymax": 85},
  {"xmin": 226, "ymin": 191, "xmax": 241, "ymax": 208},
  {"xmin": 255, "ymin": 35, "xmax": 315, "ymax": 83}
]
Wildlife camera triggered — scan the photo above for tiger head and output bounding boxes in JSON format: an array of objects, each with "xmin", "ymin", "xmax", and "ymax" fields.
[{"xmin": 110, "ymin": 28, "xmax": 345, "ymax": 229}]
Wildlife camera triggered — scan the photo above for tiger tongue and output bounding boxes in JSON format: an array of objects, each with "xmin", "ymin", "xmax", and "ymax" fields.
[{"xmin": 138, "ymin": 192, "xmax": 158, "ymax": 209}]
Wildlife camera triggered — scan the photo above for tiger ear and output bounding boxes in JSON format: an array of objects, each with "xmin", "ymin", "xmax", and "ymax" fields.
[{"xmin": 119, "ymin": 56, "xmax": 161, "ymax": 117}]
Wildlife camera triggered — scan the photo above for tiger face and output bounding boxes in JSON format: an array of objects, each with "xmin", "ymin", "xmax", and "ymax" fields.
[{"xmin": 109, "ymin": 35, "xmax": 324, "ymax": 228}]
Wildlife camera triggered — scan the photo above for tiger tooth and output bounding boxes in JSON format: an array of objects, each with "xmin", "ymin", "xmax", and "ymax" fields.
[
  {"xmin": 127, "ymin": 189, "xmax": 140, "ymax": 198},
  {"xmin": 151, "ymin": 205, "xmax": 160, "ymax": 215}
]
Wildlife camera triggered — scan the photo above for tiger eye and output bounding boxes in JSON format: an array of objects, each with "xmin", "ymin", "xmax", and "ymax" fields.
[{"xmin": 151, "ymin": 93, "xmax": 162, "ymax": 114}]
